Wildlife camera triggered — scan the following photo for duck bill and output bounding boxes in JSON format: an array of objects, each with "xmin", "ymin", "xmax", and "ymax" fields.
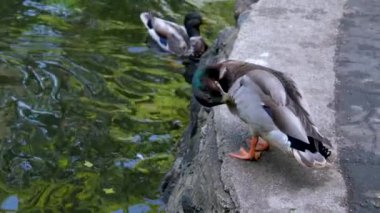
[{"xmin": 214, "ymin": 81, "xmax": 234, "ymax": 105}]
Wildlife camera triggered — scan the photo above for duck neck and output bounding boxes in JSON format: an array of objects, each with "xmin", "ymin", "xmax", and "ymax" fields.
[
  {"xmin": 185, "ymin": 25, "xmax": 201, "ymax": 37},
  {"xmin": 192, "ymin": 68, "xmax": 205, "ymax": 89}
]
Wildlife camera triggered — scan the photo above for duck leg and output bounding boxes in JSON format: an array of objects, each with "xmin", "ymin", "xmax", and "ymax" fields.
[
  {"xmin": 254, "ymin": 137, "xmax": 270, "ymax": 151},
  {"xmin": 229, "ymin": 136, "xmax": 268, "ymax": 160}
]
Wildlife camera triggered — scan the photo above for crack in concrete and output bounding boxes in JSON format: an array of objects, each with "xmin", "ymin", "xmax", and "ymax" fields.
[{"xmin": 212, "ymin": 112, "xmax": 238, "ymax": 212}]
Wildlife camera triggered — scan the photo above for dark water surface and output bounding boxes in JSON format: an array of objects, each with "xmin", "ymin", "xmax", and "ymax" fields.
[{"xmin": 0, "ymin": 0, "xmax": 233, "ymax": 211}]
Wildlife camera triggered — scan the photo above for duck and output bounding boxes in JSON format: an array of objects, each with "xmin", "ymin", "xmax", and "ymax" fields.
[
  {"xmin": 192, "ymin": 60, "xmax": 333, "ymax": 168},
  {"xmin": 140, "ymin": 12, "xmax": 208, "ymax": 59}
]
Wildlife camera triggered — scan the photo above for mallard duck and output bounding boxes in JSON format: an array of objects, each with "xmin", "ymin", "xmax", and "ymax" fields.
[
  {"xmin": 140, "ymin": 12, "xmax": 208, "ymax": 59},
  {"xmin": 192, "ymin": 60, "xmax": 332, "ymax": 168}
]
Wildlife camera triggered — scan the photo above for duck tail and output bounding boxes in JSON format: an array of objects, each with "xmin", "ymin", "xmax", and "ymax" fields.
[
  {"xmin": 288, "ymin": 135, "xmax": 332, "ymax": 168},
  {"xmin": 308, "ymin": 125, "xmax": 333, "ymax": 148},
  {"xmin": 264, "ymin": 130, "xmax": 331, "ymax": 168},
  {"xmin": 140, "ymin": 12, "xmax": 154, "ymax": 29},
  {"xmin": 292, "ymin": 149, "xmax": 329, "ymax": 168}
]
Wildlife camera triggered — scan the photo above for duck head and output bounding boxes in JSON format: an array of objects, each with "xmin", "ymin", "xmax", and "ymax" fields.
[
  {"xmin": 192, "ymin": 63, "xmax": 232, "ymax": 107},
  {"xmin": 184, "ymin": 12, "xmax": 203, "ymax": 36},
  {"xmin": 185, "ymin": 12, "xmax": 208, "ymax": 59}
]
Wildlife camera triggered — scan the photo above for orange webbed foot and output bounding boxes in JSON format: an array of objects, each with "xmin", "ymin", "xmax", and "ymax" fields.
[
  {"xmin": 254, "ymin": 138, "xmax": 270, "ymax": 151},
  {"xmin": 229, "ymin": 137, "xmax": 262, "ymax": 161},
  {"xmin": 228, "ymin": 148, "xmax": 261, "ymax": 160}
]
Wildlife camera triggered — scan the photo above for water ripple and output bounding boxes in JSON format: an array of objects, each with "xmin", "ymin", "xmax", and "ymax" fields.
[{"xmin": 0, "ymin": 0, "xmax": 234, "ymax": 211}]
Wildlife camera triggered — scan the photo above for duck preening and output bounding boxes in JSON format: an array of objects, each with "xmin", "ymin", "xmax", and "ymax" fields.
[
  {"xmin": 140, "ymin": 12, "xmax": 208, "ymax": 59},
  {"xmin": 192, "ymin": 60, "xmax": 333, "ymax": 168}
]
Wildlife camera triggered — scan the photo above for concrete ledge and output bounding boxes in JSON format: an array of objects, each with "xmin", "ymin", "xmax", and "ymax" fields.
[
  {"xmin": 218, "ymin": 0, "xmax": 347, "ymax": 211},
  {"xmin": 163, "ymin": 0, "xmax": 349, "ymax": 212}
]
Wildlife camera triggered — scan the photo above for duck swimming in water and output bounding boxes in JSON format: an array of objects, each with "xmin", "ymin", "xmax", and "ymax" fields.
[
  {"xmin": 192, "ymin": 60, "xmax": 332, "ymax": 168},
  {"xmin": 140, "ymin": 12, "xmax": 208, "ymax": 59}
]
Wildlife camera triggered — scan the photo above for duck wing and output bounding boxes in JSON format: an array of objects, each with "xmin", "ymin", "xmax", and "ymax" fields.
[
  {"xmin": 243, "ymin": 71, "xmax": 310, "ymax": 143},
  {"xmin": 140, "ymin": 12, "xmax": 189, "ymax": 55},
  {"xmin": 162, "ymin": 21, "xmax": 190, "ymax": 55},
  {"xmin": 264, "ymin": 70, "xmax": 332, "ymax": 148},
  {"xmin": 222, "ymin": 60, "xmax": 331, "ymax": 148},
  {"xmin": 163, "ymin": 21, "xmax": 188, "ymax": 42}
]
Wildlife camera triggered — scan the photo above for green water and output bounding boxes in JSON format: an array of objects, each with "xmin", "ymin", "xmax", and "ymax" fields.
[{"xmin": 0, "ymin": 0, "xmax": 234, "ymax": 212}]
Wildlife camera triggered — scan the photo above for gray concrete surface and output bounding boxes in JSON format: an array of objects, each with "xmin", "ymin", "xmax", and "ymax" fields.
[
  {"xmin": 165, "ymin": 0, "xmax": 380, "ymax": 212},
  {"xmin": 214, "ymin": 0, "xmax": 348, "ymax": 212},
  {"xmin": 335, "ymin": 0, "xmax": 380, "ymax": 211}
]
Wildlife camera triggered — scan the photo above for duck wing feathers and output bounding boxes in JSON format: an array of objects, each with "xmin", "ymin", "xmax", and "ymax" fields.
[
  {"xmin": 140, "ymin": 12, "xmax": 190, "ymax": 55},
  {"xmin": 223, "ymin": 60, "xmax": 332, "ymax": 148}
]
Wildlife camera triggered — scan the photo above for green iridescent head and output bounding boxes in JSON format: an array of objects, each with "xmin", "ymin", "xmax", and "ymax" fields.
[{"xmin": 192, "ymin": 64, "xmax": 231, "ymax": 107}]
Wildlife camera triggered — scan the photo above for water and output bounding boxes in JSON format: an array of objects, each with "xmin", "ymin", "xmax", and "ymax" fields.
[{"xmin": 0, "ymin": 0, "xmax": 233, "ymax": 211}]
